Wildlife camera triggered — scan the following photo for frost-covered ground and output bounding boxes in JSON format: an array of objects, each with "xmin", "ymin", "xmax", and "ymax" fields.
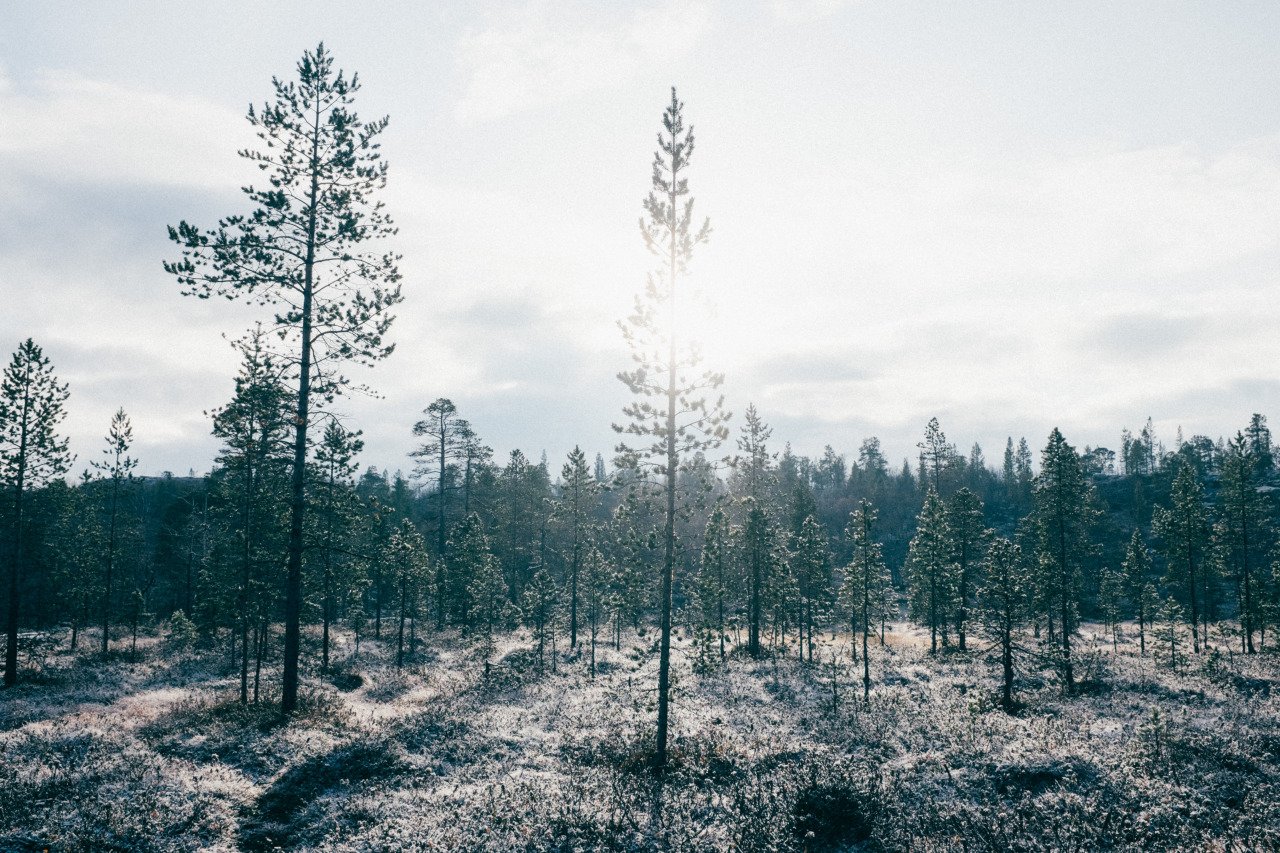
[{"xmin": 2, "ymin": 622, "xmax": 1278, "ymax": 852}]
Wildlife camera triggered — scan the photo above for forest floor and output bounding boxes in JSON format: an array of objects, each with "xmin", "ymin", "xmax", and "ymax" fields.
[{"xmin": 1, "ymin": 620, "xmax": 1279, "ymax": 852}]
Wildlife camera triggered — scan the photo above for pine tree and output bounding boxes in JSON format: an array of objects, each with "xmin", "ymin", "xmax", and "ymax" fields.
[
  {"xmin": 493, "ymin": 449, "xmax": 550, "ymax": 607},
  {"xmin": 458, "ymin": 424, "xmax": 493, "ymax": 516},
  {"xmin": 1156, "ymin": 596, "xmax": 1185, "ymax": 671},
  {"xmin": 1099, "ymin": 567, "xmax": 1125, "ymax": 651},
  {"xmin": 90, "ymin": 408, "xmax": 139, "ymax": 657},
  {"xmin": 1122, "ymin": 530, "xmax": 1155, "ymax": 655},
  {"xmin": 557, "ymin": 446, "xmax": 599, "ymax": 650},
  {"xmin": 842, "ymin": 499, "xmax": 887, "ymax": 701},
  {"xmin": 907, "ymin": 489, "xmax": 953, "ymax": 654},
  {"xmin": 1220, "ymin": 433, "xmax": 1268, "ymax": 654},
  {"xmin": 410, "ymin": 398, "xmax": 471, "ymax": 557},
  {"xmin": 461, "ymin": 517, "xmax": 507, "ymax": 677},
  {"xmin": 742, "ymin": 496, "xmax": 780, "ymax": 657},
  {"xmin": 946, "ymin": 487, "xmax": 989, "ymax": 651},
  {"xmin": 1, "ymin": 340, "xmax": 71, "ymax": 686},
  {"xmin": 1153, "ymin": 459, "xmax": 1210, "ymax": 653},
  {"xmin": 977, "ymin": 537, "xmax": 1027, "ymax": 712},
  {"xmin": 917, "ymin": 418, "xmax": 951, "ymax": 494},
  {"xmin": 732, "ymin": 405, "xmax": 775, "ymax": 656},
  {"xmin": 312, "ymin": 421, "xmax": 363, "ymax": 672},
  {"xmin": 1033, "ymin": 428, "xmax": 1095, "ymax": 693},
  {"xmin": 1002, "ymin": 437, "xmax": 1017, "ymax": 494},
  {"xmin": 1245, "ymin": 414, "xmax": 1273, "ymax": 477},
  {"xmin": 694, "ymin": 501, "xmax": 734, "ymax": 661},
  {"xmin": 581, "ymin": 542, "xmax": 609, "ymax": 676},
  {"xmin": 521, "ymin": 560, "xmax": 560, "ymax": 672},
  {"xmin": 166, "ymin": 44, "xmax": 402, "ymax": 715},
  {"xmin": 791, "ymin": 513, "xmax": 831, "ymax": 663},
  {"xmin": 210, "ymin": 330, "xmax": 293, "ymax": 703},
  {"xmin": 608, "ymin": 491, "xmax": 656, "ymax": 646},
  {"xmin": 387, "ymin": 519, "xmax": 428, "ymax": 668},
  {"xmin": 614, "ymin": 88, "xmax": 727, "ymax": 772},
  {"xmin": 1013, "ymin": 437, "xmax": 1034, "ymax": 508},
  {"xmin": 46, "ymin": 480, "xmax": 98, "ymax": 652},
  {"xmin": 1201, "ymin": 520, "xmax": 1228, "ymax": 646}
]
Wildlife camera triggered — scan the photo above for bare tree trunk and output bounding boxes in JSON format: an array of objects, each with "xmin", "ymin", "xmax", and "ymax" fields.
[{"xmin": 281, "ymin": 100, "xmax": 322, "ymax": 717}]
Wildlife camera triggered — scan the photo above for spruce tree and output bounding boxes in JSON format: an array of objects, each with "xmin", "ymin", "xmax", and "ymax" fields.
[
  {"xmin": 614, "ymin": 88, "xmax": 727, "ymax": 772},
  {"xmin": 461, "ymin": 516, "xmax": 507, "ymax": 677},
  {"xmin": 493, "ymin": 449, "xmax": 550, "ymax": 606},
  {"xmin": 1245, "ymin": 413, "xmax": 1273, "ymax": 476},
  {"xmin": 166, "ymin": 44, "xmax": 402, "ymax": 715},
  {"xmin": 1, "ymin": 340, "xmax": 71, "ymax": 686}
]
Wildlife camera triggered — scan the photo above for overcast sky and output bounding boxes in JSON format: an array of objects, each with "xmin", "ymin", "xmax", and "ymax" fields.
[{"xmin": 3, "ymin": 1, "xmax": 1280, "ymax": 479}]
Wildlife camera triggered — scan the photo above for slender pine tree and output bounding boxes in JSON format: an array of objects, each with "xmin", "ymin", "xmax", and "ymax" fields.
[
  {"xmin": 166, "ymin": 43, "xmax": 402, "ymax": 715},
  {"xmin": 614, "ymin": 88, "xmax": 727, "ymax": 772}
]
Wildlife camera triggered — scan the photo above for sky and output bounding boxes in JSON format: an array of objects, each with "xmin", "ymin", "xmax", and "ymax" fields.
[{"xmin": 2, "ymin": 1, "xmax": 1280, "ymax": 479}]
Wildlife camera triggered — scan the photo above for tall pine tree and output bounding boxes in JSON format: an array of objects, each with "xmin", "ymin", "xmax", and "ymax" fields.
[
  {"xmin": 166, "ymin": 43, "xmax": 402, "ymax": 715},
  {"xmin": 614, "ymin": 88, "xmax": 727, "ymax": 771}
]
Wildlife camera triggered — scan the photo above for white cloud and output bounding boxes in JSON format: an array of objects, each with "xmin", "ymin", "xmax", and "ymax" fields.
[
  {"xmin": 453, "ymin": 0, "xmax": 711, "ymax": 122},
  {"xmin": 0, "ymin": 68, "xmax": 251, "ymax": 191},
  {"xmin": 767, "ymin": 0, "xmax": 851, "ymax": 24}
]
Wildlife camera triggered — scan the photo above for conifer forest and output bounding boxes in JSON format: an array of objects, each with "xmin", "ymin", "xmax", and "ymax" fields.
[{"xmin": 5, "ymin": 15, "xmax": 1280, "ymax": 853}]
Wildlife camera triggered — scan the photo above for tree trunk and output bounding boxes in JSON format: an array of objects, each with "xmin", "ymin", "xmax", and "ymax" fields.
[
  {"xmin": 4, "ymin": 468, "xmax": 25, "ymax": 686},
  {"xmin": 1001, "ymin": 626, "xmax": 1014, "ymax": 711},
  {"xmin": 396, "ymin": 572, "xmax": 407, "ymax": 668},
  {"xmin": 748, "ymin": 541, "xmax": 761, "ymax": 657},
  {"xmin": 569, "ymin": 531, "xmax": 580, "ymax": 650},
  {"xmin": 102, "ymin": 475, "xmax": 120, "ymax": 657},
  {"xmin": 654, "ymin": 131, "xmax": 681, "ymax": 773},
  {"xmin": 861, "ymin": 594, "xmax": 870, "ymax": 703},
  {"xmin": 281, "ymin": 101, "xmax": 322, "ymax": 717}
]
